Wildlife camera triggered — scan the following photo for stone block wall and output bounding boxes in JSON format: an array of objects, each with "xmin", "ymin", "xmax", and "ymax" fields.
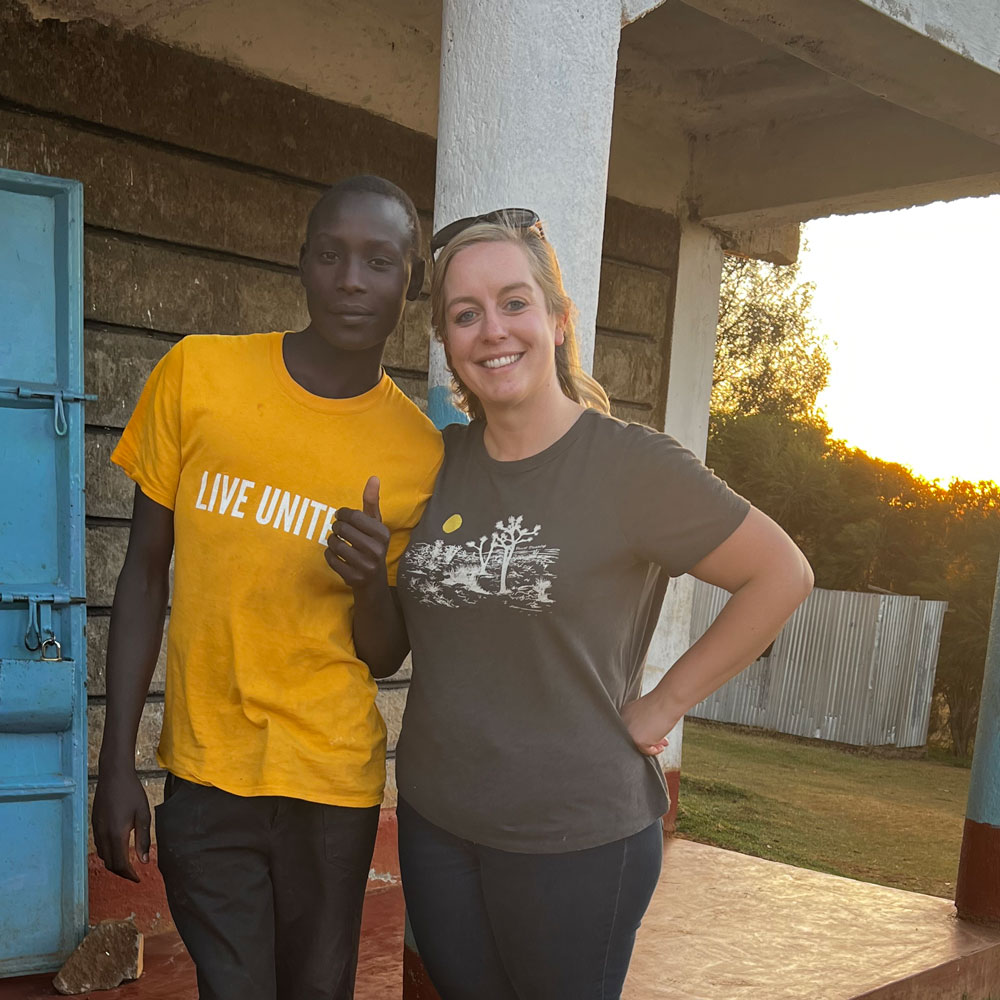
[{"xmin": 0, "ymin": 1, "xmax": 679, "ymax": 836}]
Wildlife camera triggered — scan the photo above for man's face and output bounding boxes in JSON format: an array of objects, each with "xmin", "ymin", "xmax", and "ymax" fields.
[{"xmin": 299, "ymin": 192, "xmax": 415, "ymax": 352}]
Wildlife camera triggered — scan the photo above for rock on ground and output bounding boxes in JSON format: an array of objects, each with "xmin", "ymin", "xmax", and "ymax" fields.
[{"xmin": 52, "ymin": 918, "xmax": 144, "ymax": 995}]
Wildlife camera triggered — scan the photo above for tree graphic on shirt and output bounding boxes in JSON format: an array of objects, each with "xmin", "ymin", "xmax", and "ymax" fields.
[
  {"xmin": 406, "ymin": 513, "xmax": 556, "ymax": 611},
  {"xmin": 494, "ymin": 516, "xmax": 541, "ymax": 594},
  {"xmin": 467, "ymin": 534, "xmax": 499, "ymax": 575}
]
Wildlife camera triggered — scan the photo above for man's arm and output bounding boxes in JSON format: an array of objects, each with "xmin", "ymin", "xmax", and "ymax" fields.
[
  {"xmin": 92, "ymin": 486, "xmax": 174, "ymax": 881},
  {"xmin": 326, "ymin": 476, "xmax": 410, "ymax": 678},
  {"xmin": 352, "ymin": 582, "xmax": 410, "ymax": 680}
]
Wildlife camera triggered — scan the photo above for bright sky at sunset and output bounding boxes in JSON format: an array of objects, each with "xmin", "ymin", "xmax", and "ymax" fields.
[{"xmin": 798, "ymin": 195, "xmax": 1000, "ymax": 486}]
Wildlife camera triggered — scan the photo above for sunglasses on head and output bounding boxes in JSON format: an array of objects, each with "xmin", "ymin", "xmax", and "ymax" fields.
[{"xmin": 430, "ymin": 208, "xmax": 543, "ymax": 257}]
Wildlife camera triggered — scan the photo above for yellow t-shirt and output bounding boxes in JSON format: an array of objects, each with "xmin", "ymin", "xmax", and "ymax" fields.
[{"xmin": 112, "ymin": 332, "xmax": 443, "ymax": 806}]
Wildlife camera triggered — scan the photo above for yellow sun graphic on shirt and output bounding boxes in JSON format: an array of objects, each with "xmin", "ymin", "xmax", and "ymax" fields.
[{"xmin": 442, "ymin": 514, "xmax": 463, "ymax": 534}]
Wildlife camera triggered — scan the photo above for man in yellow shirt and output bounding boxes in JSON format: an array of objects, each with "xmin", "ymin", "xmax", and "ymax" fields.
[{"xmin": 91, "ymin": 176, "xmax": 443, "ymax": 1000}]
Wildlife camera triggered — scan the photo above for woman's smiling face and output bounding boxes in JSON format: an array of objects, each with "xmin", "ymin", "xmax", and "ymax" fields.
[{"xmin": 441, "ymin": 241, "xmax": 565, "ymax": 414}]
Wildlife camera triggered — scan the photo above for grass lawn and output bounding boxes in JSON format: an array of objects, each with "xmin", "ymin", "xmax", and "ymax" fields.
[{"xmin": 676, "ymin": 720, "xmax": 971, "ymax": 899}]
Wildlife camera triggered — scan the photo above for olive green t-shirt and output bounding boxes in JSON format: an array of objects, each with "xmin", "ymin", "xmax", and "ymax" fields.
[{"xmin": 395, "ymin": 409, "xmax": 749, "ymax": 853}]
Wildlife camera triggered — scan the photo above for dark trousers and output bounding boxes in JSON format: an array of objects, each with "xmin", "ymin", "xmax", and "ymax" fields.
[
  {"xmin": 155, "ymin": 774, "xmax": 380, "ymax": 1000},
  {"xmin": 397, "ymin": 798, "xmax": 663, "ymax": 1000}
]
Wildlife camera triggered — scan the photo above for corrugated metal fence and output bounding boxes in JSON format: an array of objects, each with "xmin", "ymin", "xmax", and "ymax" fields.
[{"xmin": 687, "ymin": 584, "xmax": 947, "ymax": 747}]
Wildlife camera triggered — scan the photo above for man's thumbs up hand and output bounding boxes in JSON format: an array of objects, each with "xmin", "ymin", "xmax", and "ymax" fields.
[
  {"xmin": 325, "ymin": 475, "xmax": 391, "ymax": 593},
  {"xmin": 362, "ymin": 476, "xmax": 382, "ymax": 523}
]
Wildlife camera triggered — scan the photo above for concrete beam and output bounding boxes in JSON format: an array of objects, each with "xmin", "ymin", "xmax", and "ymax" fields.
[
  {"xmin": 681, "ymin": 0, "xmax": 1000, "ymax": 147},
  {"xmin": 856, "ymin": 1, "xmax": 1000, "ymax": 76},
  {"xmin": 621, "ymin": 0, "xmax": 668, "ymax": 25},
  {"xmin": 694, "ymin": 102, "xmax": 1000, "ymax": 229},
  {"xmin": 720, "ymin": 224, "xmax": 800, "ymax": 266}
]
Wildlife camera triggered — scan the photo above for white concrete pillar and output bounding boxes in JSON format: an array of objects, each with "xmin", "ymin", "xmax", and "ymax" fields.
[
  {"xmin": 643, "ymin": 222, "xmax": 725, "ymax": 825},
  {"xmin": 428, "ymin": 0, "xmax": 630, "ymax": 425},
  {"xmin": 659, "ymin": 223, "xmax": 724, "ymax": 455}
]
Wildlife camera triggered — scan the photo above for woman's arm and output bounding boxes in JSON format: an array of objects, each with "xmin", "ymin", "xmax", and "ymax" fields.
[
  {"xmin": 326, "ymin": 476, "xmax": 410, "ymax": 678},
  {"xmin": 621, "ymin": 506, "xmax": 813, "ymax": 754}
]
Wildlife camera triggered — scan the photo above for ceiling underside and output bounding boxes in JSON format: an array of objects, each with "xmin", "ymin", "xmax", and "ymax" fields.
[{"xmin": 20, "ymin": 0, "xmax": 1000, "ymax": 223}]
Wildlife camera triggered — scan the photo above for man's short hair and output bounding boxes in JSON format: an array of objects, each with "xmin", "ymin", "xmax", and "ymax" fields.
[{"xmin": 306, "ymin": 175, "xmax": 421, "ymax": 254}]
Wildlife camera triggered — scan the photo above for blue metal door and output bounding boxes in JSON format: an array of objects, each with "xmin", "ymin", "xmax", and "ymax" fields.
[{"xmin": 0, "ymin": 166, "xmax": 89, "ymax": 976}]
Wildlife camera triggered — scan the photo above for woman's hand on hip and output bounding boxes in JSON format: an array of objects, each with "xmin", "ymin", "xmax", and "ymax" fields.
[{"xmin": 620, "ymin": 694, "xmax": 673, "ymax": 757}]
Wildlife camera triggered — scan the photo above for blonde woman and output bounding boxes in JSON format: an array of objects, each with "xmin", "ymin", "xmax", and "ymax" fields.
[{"xmin": 332, "ymin": 211, "xmax": 813, "ymax": 1000}]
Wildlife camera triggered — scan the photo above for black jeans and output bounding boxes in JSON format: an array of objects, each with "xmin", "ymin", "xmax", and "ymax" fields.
[
  {"xmin": 155, "ymin": 774, "xmax": 380, "ymax": 1000},
  {"xmin": 397, "ymin": 797, "xmax": 663, "ymax": 1000}
]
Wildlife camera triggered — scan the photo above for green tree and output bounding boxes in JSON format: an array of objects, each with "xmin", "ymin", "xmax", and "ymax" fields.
[
  {"xmin": 707, "ymin": 250, "xmax": 999, "ymax": 757},
  {"xmin": 707, "ymin": 412, "xmax": 838, "ymax": 560},
  {"xmin": 709, "ymin": 253, "xmax": 844, "ymax": 576},
  {"xmin": 822, "ymin": 445, "xmax": 947, "ymax": 594},
  {"xmin": 712, "ymin": 255, "xmax": 830, "ymax": 420},
  {"xmin": 931, "ymin": 481, "xmax": 1000, "ymax": 757}
]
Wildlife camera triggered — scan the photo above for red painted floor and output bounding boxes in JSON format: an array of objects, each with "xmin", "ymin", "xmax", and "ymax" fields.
[
  {"xmin": 355, "ymin": 883, "xmax": 406, "ymax": 1000},
  {"xmin": 0, "ymin": 934, "xmax": 193, "ymax": 1000},
  {"xmin": 4, "ymin": 839, "xmax": 1000, "ymax": 999},
  {"xmin": 0, "ymin": 884, "xmax": 405, "ymax": 1000}
]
